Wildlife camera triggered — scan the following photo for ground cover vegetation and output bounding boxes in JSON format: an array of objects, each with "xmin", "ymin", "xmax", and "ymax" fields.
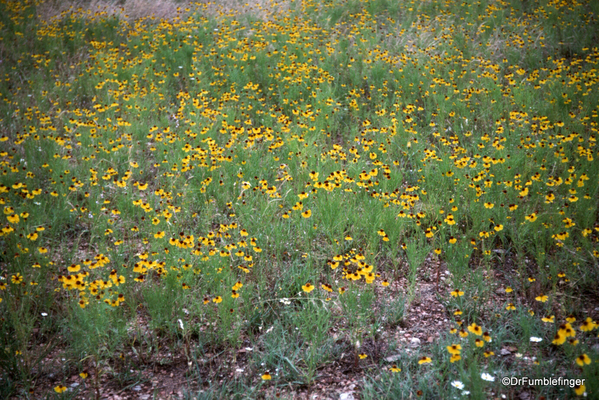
[{"xmin": 1, "ymin": 0, "xmax": 598, "ymax": 398}]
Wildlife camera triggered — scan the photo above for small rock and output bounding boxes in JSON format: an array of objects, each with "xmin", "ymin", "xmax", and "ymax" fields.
[
  {"xmin": 500, "ymin": 348, "xmax": 512, "ymax": 356},
  {"xmin": 340, "ymin": 393, "xmax": 355, "ymax": 400},
  {"xmin": 518, "ymin": 391, "xmax": 531, "ymax": 400},
  {"xmin": 133, "ymin": 385, "xmax": 142, "ymax": 391},
  {"xmin": 427, "ymin": 336, "xmax": 434, "ymax": 343},
  {"xmin": 385, "ymin": 354, "xmax": 402, "ymax": 362},
  {"xmin": 410, "ymin": 337, "xmax": 421, "ymax": 347}
]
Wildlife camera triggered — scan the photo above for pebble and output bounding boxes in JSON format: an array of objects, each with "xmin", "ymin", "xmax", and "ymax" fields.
[
  {"xmin": 384, "ymin": 354, "xmax": 402, "ymax": 362},
  {"xmin": 500, "ymin": 348, "xmax": 512, "ymax": 356}
]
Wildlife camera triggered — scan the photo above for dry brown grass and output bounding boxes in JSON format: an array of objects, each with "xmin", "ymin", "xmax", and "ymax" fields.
[
  {"xmin": 36, "ymin": 0, "xmax": 292, "ymax": 24},
  {"xmin": 37, "ymin": 0, "xmax": 191, "ymax": 23}
]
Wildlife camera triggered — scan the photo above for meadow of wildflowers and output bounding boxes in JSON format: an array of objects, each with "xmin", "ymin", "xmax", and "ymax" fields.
[{"xmin": 0, "ymin": 0, "xmax": 598, "ymax": 398}]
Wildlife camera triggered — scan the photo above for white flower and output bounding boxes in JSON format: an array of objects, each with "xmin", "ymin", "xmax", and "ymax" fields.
[
  {"xmin": 41, "ymin": 312, "xmax": 48, "ymax": 317},
  {"xmin": 530, "ymin": 336, "xmax": 542, "ymax": 342},
  {"xmin": 178, "ymin": 319, "xmax": 184, "ymax": 330},
  {"xmin": 462, "ymin": 390, "xmax": 470, "ymax": 396},
  {"xmin": 451, "ymin": 381, "xmax": 464, "ymax": 390},
  {"xmin": 481, "ymin": 372, "xmax": 495, "ymax": 382},
  {"xmin": 279, "ymin": 298, "xmax": 291, "ymax": 305}
]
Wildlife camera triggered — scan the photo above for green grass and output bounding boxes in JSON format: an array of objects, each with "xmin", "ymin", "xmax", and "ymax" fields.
[{"xmin": 1, "ymin": 0, "xmax": 598, "ymax": 398}]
